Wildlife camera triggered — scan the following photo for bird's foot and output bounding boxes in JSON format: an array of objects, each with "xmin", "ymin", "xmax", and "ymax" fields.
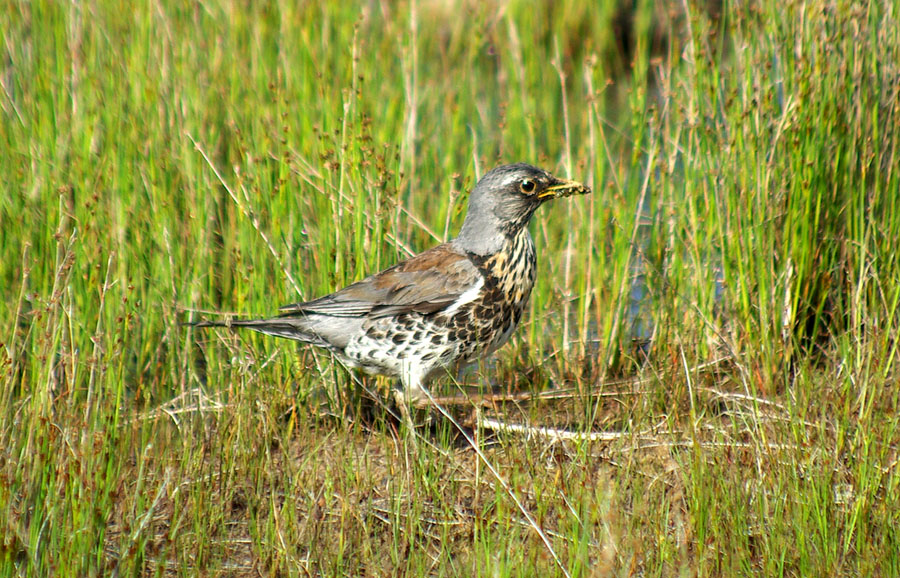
[{"xmin": 391, "ymin": 385, "xmax": 438, "ymax": 434}]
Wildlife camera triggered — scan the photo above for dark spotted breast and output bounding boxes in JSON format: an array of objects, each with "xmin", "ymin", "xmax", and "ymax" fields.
[{"xmin": 444, "ymin": 229, "xmax": 538, "ymax": 359}]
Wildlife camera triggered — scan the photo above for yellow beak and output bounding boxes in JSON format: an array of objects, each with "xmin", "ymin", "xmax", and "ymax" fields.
[{"xmin": 538, "ymin": 178, "xmax": 591, "ymax": 199}]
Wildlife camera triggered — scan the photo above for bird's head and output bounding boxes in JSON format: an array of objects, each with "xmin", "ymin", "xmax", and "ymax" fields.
[{"xmin": 455, "ymin": 163, "xmax": 590, "ymax": 255}]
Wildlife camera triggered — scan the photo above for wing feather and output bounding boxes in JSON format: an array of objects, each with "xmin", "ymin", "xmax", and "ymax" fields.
[{"xmin": 277, "ymin": 243, "xmax": 479, "ymax": 320}]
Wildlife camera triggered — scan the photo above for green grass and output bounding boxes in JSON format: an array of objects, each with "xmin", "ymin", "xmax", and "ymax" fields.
[{"xmin": 2, "ymin": 0, "xmax": 899, "ymax": 575}]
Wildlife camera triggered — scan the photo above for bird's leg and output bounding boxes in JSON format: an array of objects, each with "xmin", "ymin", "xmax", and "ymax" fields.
[
  {"xmin": 396, "ymin": 362, "xmax": 432, "ymax": 436},
  {"xmin": 394, "ymin": 360, "xmax": 423, "ymax": 439},
  {"xmin": 390, "ymin": 386, "xmax": 413, "ymax": 431}
]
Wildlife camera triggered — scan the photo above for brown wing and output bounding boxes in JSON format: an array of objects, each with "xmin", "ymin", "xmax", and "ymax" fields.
[{"xmin": 278, "ymin": 243, "xmax": 479, "ymax": 319}]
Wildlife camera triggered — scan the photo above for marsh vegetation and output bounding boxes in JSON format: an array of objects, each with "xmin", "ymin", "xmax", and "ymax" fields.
[{"xmin": 2, "ymin": 0, "xmax": 899, "ymax": 575}]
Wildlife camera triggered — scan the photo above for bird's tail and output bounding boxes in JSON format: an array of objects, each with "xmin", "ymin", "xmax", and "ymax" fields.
[{"xmin": 186, "ymin": 316, "xmax": 322, "ymax": 345}]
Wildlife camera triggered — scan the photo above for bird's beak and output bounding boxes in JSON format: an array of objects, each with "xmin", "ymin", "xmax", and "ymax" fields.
[{"xmin": 538, "ymin": 178, "xmax": 591, "ymax": 200}]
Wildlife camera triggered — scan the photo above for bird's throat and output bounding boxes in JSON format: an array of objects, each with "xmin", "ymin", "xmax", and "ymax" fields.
[{"xmin": 467, "ymin": 229, "xmax": 537, "ymax": 308}]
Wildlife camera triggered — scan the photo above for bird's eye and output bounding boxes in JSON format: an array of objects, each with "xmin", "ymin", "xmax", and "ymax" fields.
[{"xmin": 519, "ymin": 179, "xmax": 535, "ymax": 193}]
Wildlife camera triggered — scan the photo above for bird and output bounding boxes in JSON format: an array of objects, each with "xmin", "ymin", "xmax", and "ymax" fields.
[{"xmin": 190, "ymin": 163, "xmax": 590, "ymax": 405}]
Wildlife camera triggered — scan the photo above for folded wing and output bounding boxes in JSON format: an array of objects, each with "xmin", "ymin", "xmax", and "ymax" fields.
[{"xmin": 279, "ymin": 243, "xmax": 479, "ymax": 320}]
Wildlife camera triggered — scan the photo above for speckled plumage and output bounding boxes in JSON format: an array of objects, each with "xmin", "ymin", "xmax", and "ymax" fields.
[{"xmin": 192, "ymin": 163, "xmax": 590, "ymax": 401}]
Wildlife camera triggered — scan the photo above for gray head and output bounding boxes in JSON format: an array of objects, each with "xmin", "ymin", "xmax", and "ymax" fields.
[{"xmin": 454, "ymin": 163, "xmax": 590, "ymax": 255}]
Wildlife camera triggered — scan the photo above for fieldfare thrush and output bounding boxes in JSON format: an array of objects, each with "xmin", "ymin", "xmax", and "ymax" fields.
[{"xmin": 191, "ymin": 163, "xmax": 590, "ymax": 403}]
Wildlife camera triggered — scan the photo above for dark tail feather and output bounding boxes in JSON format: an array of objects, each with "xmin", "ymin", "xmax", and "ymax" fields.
[
  {"xmin": 185, "ymin": 318, "xmax": 239, "ymax": 329},
  {"xmin": 187, "ymin": 316, "xmax": 319, "ymax": 344},
  {"xmin": 183, "ymin": 319, "xmax": 224, "ymax": 328}
]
